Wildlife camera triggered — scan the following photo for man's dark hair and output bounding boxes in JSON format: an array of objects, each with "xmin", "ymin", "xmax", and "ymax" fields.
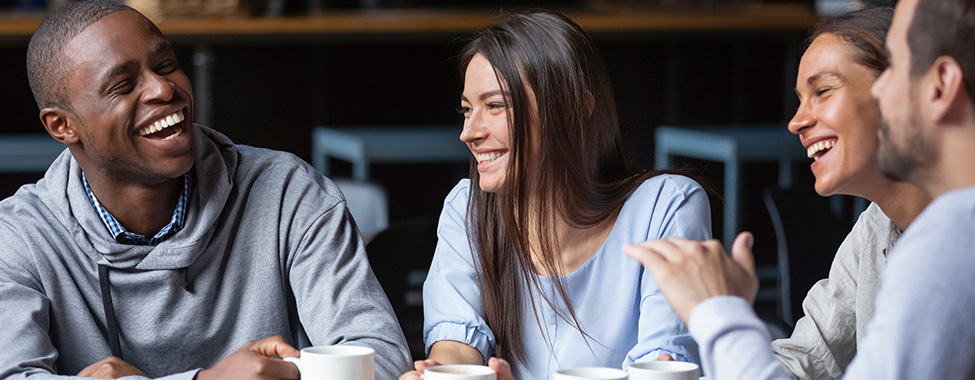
[
  {"xmin": 27, "ymin": 0, "xmax": 136, "ymax": 110},
  {"xmin": 807, "ymin": 7, "xmax": 894, "ymax": 77},
  {"xmin": 907, "ymin": 0, "xmax": 975, "ymax": 106}
]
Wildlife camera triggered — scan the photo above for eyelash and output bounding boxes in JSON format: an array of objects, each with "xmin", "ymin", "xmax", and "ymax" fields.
[
  {"xmin": 109, "ymin": 80, "xmax": 135, "ymax": 96},
  {"xmin": 815, "ymin": 87, "xmax": 832, "ymax": 97},
  {"xmin": 155, "ymin": 60, "xmax": 179, "ymax": 75},
  {"xmin": 456, "ymin": 102, "xmax": 507, "ymax": 117}
]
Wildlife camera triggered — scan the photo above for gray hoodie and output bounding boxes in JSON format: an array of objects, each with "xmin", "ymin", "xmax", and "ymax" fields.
[{"xmin": 0, "ymin": 126, "xmax": 411, "ymax": 379}]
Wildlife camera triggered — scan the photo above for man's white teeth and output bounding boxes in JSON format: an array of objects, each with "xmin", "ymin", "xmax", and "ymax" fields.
[
  {"xmin": 476, "ymin": 152, "xmax": 504, "ymax": 163},
  {"xmin": 164, "ymin": 129, "xmax": 182, "ymax": 141},
  {"xmin": 807, "ymin": 139, "xmax": 836, "ymax": 159},
  {"xmin": 138, "ymin": 111, "xmax": 185, "ymax": 136}
]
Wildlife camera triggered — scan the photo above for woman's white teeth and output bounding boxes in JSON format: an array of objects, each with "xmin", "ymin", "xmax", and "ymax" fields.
[
  {"xmin": 807, "ymin": 139, "xmax": 836, "ymax": 159},
  {"xmin": 139, "ymin": 111, "xmax": 185, "ymax": 136},
  {"xmin": 476, "ymin": 152, "xmax": 504, "ymax": 163}
]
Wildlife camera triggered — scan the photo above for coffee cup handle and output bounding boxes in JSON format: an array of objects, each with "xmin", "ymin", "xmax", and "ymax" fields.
[{"xmin": 284, "ymin": 356, "xmax": 301, "ymax": 373}]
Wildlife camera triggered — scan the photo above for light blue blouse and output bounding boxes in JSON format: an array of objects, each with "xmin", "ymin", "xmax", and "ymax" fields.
[{"xmin": 422, "ymin": 175, "xmax": 712, "ymax": 380}]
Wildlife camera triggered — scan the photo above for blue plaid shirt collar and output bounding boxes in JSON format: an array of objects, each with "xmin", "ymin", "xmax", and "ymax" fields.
[{"xmin": 82, "ymin": 171, "xmax": 194, "ymax": 246}]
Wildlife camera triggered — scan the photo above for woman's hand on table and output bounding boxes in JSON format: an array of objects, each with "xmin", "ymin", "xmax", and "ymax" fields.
[
  {"xmin": 398, "ymin": 357, "xmax": 514, "ymax": 380},
  {"xmin": 488, "ymin": 357, "xmax": 514, "ymax": 380}
]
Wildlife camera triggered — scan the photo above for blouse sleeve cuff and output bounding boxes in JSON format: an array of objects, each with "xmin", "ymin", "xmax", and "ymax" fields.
[{"xmin": 425, "ymin": 321, "xmax": 494, "ymax": 364}]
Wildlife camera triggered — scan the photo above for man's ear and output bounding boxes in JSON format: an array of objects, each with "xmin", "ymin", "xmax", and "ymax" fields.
[
  {"xmin": 40, "ymin": 107, "xmax": 79, "ymax": 145},
  {"xmin": 927, "ymin": 56, "xmax": 967, "ymax": 123}
]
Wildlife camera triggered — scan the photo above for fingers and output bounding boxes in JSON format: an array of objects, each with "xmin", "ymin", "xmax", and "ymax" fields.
[
  {"xmin": 250, "ymin": 336, "xmax": 300, "ymax": 359},
  {"xmin": 489, "ymin": 357, "xmax": 514, "ymax": 380},
  {"xmin": 399, "ymin": 371, "xmax": 423, "ymax": 380},
  {"xmin": 730, "ymin": 232, "xmax": 756, "ymax": 276},
  {"xmin": 413, "ymin": 359, "xmax": 440, "ymax": 373},
  {"xmin": 76, "ymin": 356, "xmax": 146, "ymax": 379},
  {"xmin": 654, "ymin": 353, "xmax": 675, "ymax": 361},
  {"xmin": 626, "ymin": 237, "xmax": 726, "ymax": 266},
  {"xmin": 269, "ymin": 359, "xmax": 302, "ymax": 380},
  {"xmin": 77, "ymin": 359, "xmax": 100, "ymax": 377},
  {"xmin": 622, "ymin": 243, "xmax": 668, "ymax": 269}
]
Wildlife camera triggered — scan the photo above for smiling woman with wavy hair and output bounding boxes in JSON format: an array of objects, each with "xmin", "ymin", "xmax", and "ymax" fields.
[{"xmin": 400, "ymin": 10, "xmax": 712, "ymax": 380}]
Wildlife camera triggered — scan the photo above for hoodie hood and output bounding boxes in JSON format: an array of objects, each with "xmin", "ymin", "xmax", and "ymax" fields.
[{"xmin": 36, "ymin": 126, "xmax": 238, "ymax": 270}]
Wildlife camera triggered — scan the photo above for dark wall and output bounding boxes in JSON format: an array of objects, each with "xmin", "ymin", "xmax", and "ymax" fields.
[{"xmin": 1, "ymin": 28, "xmax": 806, "ymax": 228}]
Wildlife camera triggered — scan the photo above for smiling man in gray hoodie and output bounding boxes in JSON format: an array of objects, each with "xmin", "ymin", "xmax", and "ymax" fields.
[{"xmin": 0, "ymin": 1, "xmax": 411, "ymax": 379}]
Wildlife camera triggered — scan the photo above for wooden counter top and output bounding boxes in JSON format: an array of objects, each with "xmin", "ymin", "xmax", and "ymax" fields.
[{"xmin": 0, "ymin": 3, "xmax": 815, "ymax": 44}]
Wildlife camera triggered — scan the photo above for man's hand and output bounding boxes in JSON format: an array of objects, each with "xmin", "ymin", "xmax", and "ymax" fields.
[
  {"xmin": 623, "ymin": 232, "xmax": 759, "ymax": 323},
  {"xmin": 196, "ymin": 336, "xmax": 300, "ymax": 380},
  {"xmin": 77, "ymin": 356, "xmax": 146, "ymax": 379}
]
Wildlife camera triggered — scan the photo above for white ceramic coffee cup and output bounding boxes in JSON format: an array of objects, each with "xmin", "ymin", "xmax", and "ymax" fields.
[
  {"xmin": 627, "ymin": 361, "xmax": 700, "ymax": 380},
  {"xmin": 423, "ymin": 364, "xmax": 496, "ymax": 380},
  {"xmin": 283, "ymin": 345, "xmax": 374, "ymax": 380},
  {"xmin": 553, "ymin": 367, "xmax": 628, "ymax": 380}
]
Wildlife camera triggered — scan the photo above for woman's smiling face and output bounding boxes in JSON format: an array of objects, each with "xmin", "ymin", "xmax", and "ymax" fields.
[
  {"xmin": 789, "ymin": 33, "xmax": 884, "ymax": 197},
  {"xmin": 459, "ymin": 53, "xmax": 514, "ymax": 194}
]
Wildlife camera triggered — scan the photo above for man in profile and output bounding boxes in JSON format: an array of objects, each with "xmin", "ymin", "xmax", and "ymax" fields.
[
  {"xmin": 624, "ymin": 0, "xmax": 975, "ymax": 378},
  {"xmin": 0, "ymin": 1, "xmax": 411, "ymax": 378}
]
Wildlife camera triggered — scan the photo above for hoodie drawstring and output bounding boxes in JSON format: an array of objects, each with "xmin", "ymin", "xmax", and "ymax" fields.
[
  {"xmin": 181, "ymin": 267, "xmax": 193, "ymax": 293},
  {"xmin": 98, "ymin": 264, "xmax": 123, "ymax": 359}
]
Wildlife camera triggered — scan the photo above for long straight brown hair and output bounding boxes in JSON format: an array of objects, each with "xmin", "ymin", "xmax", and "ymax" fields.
[{"xmin": 460, "ymin": 10, "xmax": 665, "ymax": 365}]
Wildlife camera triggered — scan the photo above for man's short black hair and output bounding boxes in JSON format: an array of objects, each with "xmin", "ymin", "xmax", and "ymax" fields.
[{"xmin": 27, "ymin": 0, "xmax": 137, "ymax": 110}]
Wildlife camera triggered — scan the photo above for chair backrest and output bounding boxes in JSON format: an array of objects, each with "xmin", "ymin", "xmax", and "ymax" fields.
[
  {"xmin": 365, "ymin": 216, "xmax": 438, "ymax": 360},
  {"xmin": 763, "ymin": 186, "xmax": 851, "ymax": 325}
]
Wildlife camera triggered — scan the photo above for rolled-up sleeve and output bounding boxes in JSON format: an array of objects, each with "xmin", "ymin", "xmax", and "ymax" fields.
[{"xmin": 422, "ymin": 180, "xmax": 496, "ymax": 363}]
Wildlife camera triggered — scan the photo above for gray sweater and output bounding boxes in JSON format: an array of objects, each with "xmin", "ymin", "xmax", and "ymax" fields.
[{"xmin": 0, "ymin": 127, "xmax": 411, "ymax": 379}]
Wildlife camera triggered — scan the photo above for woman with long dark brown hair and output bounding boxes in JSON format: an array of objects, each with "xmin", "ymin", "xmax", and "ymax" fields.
[{"xmin": 400, "ymin": 10, "xmax": 711, "ymax": 380}]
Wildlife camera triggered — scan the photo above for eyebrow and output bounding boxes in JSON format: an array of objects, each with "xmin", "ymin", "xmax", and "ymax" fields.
[
  {"xmin": 806, "ymin": 71, "xmax": 842, "ymax": 87},
  {"xmin": 154, "ymin": 40, "xmax": 174, "ymax": 56},
  {"xmin": 460, "ymin": 89, "xmax": 506, "ymax": 104},
  {"xmin": 102, "ymin": 61, "xmax": 138, "ymax": 85},
  {"xmin": 101, "ymin": 41, "xmax": 175, "ymax": 84}
]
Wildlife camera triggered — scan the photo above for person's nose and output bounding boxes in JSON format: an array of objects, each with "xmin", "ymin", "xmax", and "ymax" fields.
[
  {"xmin": 788, "ymin": 102, "xmax": 815, "ymax": 136},
  {"xmin": 142, "ymin": 72, "xmax": 176, "ymax": 103},
  {"xmin": 459, "ymin": 109, "xmax": 487, "ymax": 144}
]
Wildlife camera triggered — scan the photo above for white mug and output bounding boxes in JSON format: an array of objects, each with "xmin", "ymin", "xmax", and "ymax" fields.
[
  {"xmin": 627, "ymin": 361, "xmax": 700, "ymax": 380},
  {"xmin": 283, "ymin": 345, "xmax": 374, "ymax": 380},
  {"xmin": 553, "ymin": 367, "xmax": 628, "ymax": 380},
  {"xmin": 423, "ymin": 364, "xmax": 496, "ymax": 380}
]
